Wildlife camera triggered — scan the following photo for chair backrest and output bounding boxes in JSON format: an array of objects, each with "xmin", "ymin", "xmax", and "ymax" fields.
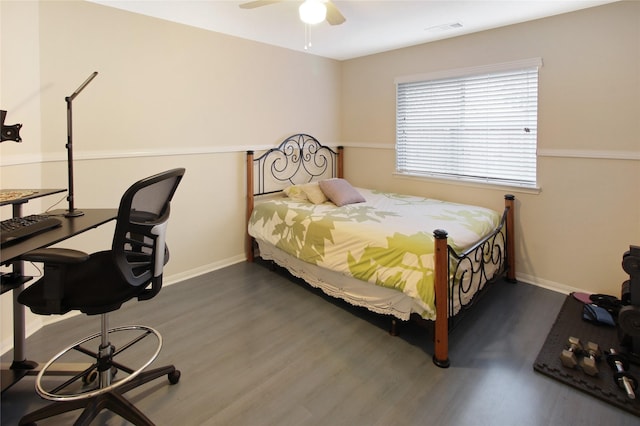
[{"xmin": 112, "ymin": 168, "xmax": 185, "ymax": 300}]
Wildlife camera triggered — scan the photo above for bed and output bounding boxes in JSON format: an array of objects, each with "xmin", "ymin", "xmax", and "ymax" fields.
[{"xmin": 246, "ymin": 134, "xmax": 515, "ymax": 367}]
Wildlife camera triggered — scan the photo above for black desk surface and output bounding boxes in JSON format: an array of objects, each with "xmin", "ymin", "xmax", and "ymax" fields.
[{"xmin": 1, "ymin": 208, "xmax": 118, "ymax": 264}]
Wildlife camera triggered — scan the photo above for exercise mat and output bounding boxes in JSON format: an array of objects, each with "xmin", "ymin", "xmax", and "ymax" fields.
[{"xmin": 533, "ymin": 295, "xmax": 640, "ymax": 417}]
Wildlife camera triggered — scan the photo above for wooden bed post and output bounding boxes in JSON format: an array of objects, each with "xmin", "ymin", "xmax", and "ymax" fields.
[
  {"xmin": 246, "ymin": 150, "xmax": 255, "ymax": 262},
  {"xmin": 337, "ymin": 146, "xmax": 344, "ymax": 178},
  {"xmin": 505, "ymin": 194, "xmax": 516, "ymax": 282},
  {"xmin": 433, "ymin": 229, "xmax": 450, "ymax": 368}
]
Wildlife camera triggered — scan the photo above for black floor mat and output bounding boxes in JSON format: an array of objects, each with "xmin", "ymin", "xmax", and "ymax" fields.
[{"xmin": 533, "ymin": 295, "xmax": 640, "ymax": 417}]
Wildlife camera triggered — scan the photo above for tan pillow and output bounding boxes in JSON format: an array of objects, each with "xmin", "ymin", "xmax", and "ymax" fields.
[
  {"xmin": 283, "ymin": 185, "xmax": 308, "ymax": 201},
  {"xmin": 301, "ymin": 182, "xmax": 328, "ymax": 204},
  {"xmin": 319, "ymin": 178, "xmax": 366, "ymax": 207}
]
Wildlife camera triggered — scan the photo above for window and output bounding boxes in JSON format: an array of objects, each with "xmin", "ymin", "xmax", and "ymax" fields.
[{"xmin": 395, "ymin": 58, "xmax": 541, "ymax": 189}]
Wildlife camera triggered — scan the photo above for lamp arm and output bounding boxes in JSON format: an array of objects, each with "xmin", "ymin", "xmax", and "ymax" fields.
[{"xmin": 64, "ymin": 72, "xmax": 98, "ymax": 218}]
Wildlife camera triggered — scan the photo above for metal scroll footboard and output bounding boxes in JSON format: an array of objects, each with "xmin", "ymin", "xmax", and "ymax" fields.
[
  {"xmin": 431, "ymin": 194, "xmax": 515, "ymax": 368},
  {"xmin": 446, "ymin": 195, "xmax": 515, "ymax": 330}
]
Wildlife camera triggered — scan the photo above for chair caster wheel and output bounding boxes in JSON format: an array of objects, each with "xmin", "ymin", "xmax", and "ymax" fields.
[
  {"xmin": 168, "ymin": 369, "xmax": 181, "ymax": 385},
  {"xmin": 82, "ymin": 369, "xmax": 98, "ymax": 385},
  {"xmin": 82, "ymin": 366, "xmax": 118, "ymax": 385}
]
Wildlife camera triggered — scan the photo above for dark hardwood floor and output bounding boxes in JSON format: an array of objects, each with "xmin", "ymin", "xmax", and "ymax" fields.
[{"xmin": 1, "ymin": 261, "xmax": 637, "ymax": 425}]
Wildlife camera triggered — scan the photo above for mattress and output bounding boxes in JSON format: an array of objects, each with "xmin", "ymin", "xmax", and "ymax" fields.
[{"xmin": 248, "ymin": 188, "xmax": 502, "ymax": 320}]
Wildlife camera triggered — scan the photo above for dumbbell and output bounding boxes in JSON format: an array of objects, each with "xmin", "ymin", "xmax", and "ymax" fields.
[
  {"xmin": 580, "ymin": 341, "xmax": 601, "ymax": 376},
  {"xmin": 560, "ymin": 336, "xmax": 583, "ymax": 369},
  {"xmin": 606, "ymin": 349, "xmax": 638, "ymax": 400}
]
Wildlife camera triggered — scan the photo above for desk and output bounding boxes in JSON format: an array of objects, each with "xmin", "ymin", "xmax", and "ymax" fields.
[
  {"xmin": 1, "ymin": 189, "xmax": 65, "ymax": 292},
  {"xmin": 1, "ymin": 206, "xmax": 117, "ymax": 392}
]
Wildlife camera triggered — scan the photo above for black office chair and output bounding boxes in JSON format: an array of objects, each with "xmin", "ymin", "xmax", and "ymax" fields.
[{"xmin": 17, "ymin": 168, "xmax": 185, "ymax": 426}]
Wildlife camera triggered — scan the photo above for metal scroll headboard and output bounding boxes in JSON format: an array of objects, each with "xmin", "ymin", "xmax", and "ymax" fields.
[{"xmin": 248, "ymin": 134, "xmax": 342, "ymax": 196}]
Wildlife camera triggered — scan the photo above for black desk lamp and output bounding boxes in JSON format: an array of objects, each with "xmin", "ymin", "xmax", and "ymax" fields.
[{"xmin": 65, "ymin": 72, "xmax": 98, "ymax": 218}]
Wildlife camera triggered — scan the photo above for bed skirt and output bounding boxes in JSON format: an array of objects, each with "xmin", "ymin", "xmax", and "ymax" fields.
[{"xmin": 257, "ymin": 240, "xmax": 420, "ymax": 320}]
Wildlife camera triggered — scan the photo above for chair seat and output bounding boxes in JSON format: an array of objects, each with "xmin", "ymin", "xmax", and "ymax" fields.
[{"xmin": 18, "ymin": 251, "xmax": 145, "ymax": 316}]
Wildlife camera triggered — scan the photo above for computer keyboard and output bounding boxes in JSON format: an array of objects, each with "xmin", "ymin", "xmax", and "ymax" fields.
[{"xmin": 0, "ymin": 214, "xmax": 62, "ymax": 246}]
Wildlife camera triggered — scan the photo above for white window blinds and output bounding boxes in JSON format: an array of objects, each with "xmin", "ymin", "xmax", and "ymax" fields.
[{"xmin": 396, "ymin": 58, "xmax": 541, "ymax": 188}]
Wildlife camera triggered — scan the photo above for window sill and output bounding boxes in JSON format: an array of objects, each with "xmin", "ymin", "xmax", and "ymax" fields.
[{"xmin": 392, "ymin": 172, "xmax": 542, "ymax": 195}]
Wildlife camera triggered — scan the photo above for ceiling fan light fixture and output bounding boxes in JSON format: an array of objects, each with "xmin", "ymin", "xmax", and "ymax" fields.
[{"xmin": 299, "ymin": 0, "xmax": 327, "ymax": 25}]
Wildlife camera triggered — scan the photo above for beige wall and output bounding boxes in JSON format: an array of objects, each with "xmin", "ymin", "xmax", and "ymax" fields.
[
  {"xmin": 1, "ymin": 0, "xmax": 639, "ymax": 354},
  {"xmin": 340, "ymin": 1, "xmax": 640, "ymax": 294},
  {"xmin": 1, "ymin": 0, "xmax": 341, "ymax": 353}
]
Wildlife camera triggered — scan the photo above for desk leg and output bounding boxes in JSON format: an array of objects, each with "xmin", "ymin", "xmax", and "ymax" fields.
[
  {"xmin": 11, "ymin": 203, "xmax": 32, "ymax": 365},
  {"xmin": 1, "ymin": 204, "xmax": 37, "ymax": 393},
  {"xmin": 11, "ymin": 282, "xmax": 35, "ymax": 369},
  {"xmin": 1, "ymin": 281, "xmax": 36, "ymax": 393}
]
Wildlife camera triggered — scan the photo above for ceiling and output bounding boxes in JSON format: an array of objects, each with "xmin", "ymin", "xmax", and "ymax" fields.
[{"xmin": 89, "ymin": 0, "xmax": 617, "ymax": 61}]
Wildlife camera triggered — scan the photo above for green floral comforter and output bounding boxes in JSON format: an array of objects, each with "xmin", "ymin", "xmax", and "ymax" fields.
[{"xmin": 248, "ymin": 188, "xmax": 500, "ymax": 319}]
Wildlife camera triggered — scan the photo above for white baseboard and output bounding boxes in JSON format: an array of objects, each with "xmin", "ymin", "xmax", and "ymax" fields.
[
  {"xmin": 163, "ymin": 255, "xmax": 246, "ymax": 287},
  {"xmin": 516, "ymin": 272, "xmax": 583, "ymax": 295}
]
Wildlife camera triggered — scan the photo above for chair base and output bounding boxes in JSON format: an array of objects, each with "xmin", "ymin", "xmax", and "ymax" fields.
[
  {"xmin": 34, "ymin": 325, "xmax": 165, "ymax": 401},
  {"xmin": 20, "ymin": 319, "xmax": 180, "ymax": 425},
  {"xmin": 19, "ymin": 365, "xmax": 180, "ymax": 426}
]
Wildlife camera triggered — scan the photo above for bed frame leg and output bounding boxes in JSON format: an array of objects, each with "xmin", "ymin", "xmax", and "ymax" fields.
[
  {"xmin": 246, "ymin": 150, "xmax": 255, "ymax": 262},
  {"xmin": 433, "ymin": 229, "xmax": 450, "ymax": 368},
  {"xmin": 389, "ymin": 318, "xmax": 399, "ymax": 336},
  {"xmin": 433, "ymin": 355, "xmax": 450, "ymax": 369},
  {"xmin": 505, "ymin": 194, "xmax": 516, "ymax": 282}
]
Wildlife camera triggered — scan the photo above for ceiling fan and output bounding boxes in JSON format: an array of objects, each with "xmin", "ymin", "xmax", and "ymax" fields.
[{"xmin": 239, "ymin": 0, "xmax": 346, "ymax": 26}]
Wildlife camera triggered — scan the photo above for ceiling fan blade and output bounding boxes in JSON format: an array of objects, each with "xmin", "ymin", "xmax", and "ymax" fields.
[
  {"xmin": 239, "ymin": 0, "xmax": 282, "ymax": 9},
  {"xmin": 325, "ymin": 1, "xmax": 346, "ymax": 25}
]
